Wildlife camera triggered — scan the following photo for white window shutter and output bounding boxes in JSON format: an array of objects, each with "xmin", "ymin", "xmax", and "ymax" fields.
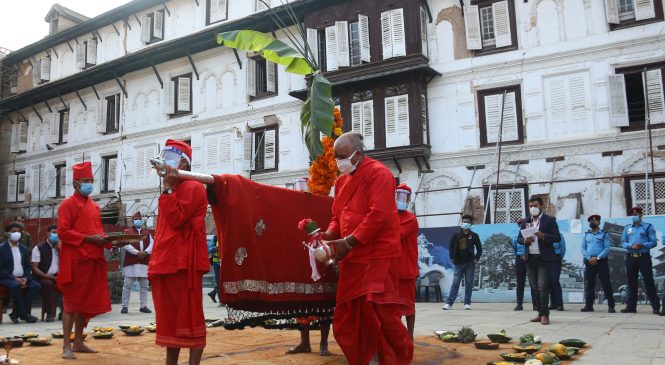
[
  {"xmin": 210, "ymin": 0, "xmax": 220, "ymax": 22},
  {"xmin": 107, "ymin": 158, "xmax": 117, "ymax": 191},
  {"xmin": 351, "ymin": 102, "xmax": 362, "ymax": 134},
  {"xmin": 484, "ymin": 94, "xmax": 502, "ymax": 143},
  {"xmin": 32, "ymin": 60, "xmax": 41, "ymax": 85},
  {"xmin": 381, "ymin": 11, "xmax": 393, "ymax": 59},
  {"xmin": 420, "ymin": 6, "xmax": 429, "ymax": 58},
  {"xmin": 31, "ymin": 165, "xmax": 40, "ymax": 201},
  {"xmin": 635, "ymin": 0, "xmax": 656, "ymax": 20},
  {"xmin": 10, "ymin": 123, "xmax": 20, "ymax": 153},
  {"xmin": 501, "ymin": 92, "xmax": 519, "ymax": 141},
  {"xmin": 358, "ymin": 15, "xmax": 371, "ymax": 63},
  {"xmin": 256, "ymin": 0, "xmax": 269, "ymax": 11},
  {"xmin": 396, "ymin": 95, "xmax": 410, "ymax": 146},
  {"xmin": 177, "ymin": 77, "xmax": 191, "ymax": 112},
  {"xmin": 242, "ymin": 132, "xmax": 254, "ymax": 171},
  {"xmin": 7, "ymin": 175, "xmax": 17, "ymax": 203},
  {"xmin": 266, "ymin": 61, "xmax": 276, "ymax": 93},
  {"xmin": 76, "ymin": 43, "xmax": 86, "ymax": 68},
  {"xmin": 62, "ymin": 112, "xmax": 69, "ymax": 143},
  {"xmin": 40, "ymin": 57, "xmax": 50, "ymax": 81},
  {"xmin": 218, "ymin": 0, "xmax": 227, "ymax": 20},
  {"xmin": 164, "ymin": 81, "xmax": 175, "ymax": 114},
  {"xmin": 46, "ymin": 164, "xmax": 57, "ymax": 198},
  {"xmin": 17, "ymin": 174, "xmax": 26, "ymax": 202},
  {"xmin": 604, "ymin": 0, "xmax": 620, "ymax": 24},
  {"xmin": 608, "ymin": 75, "xmax": 630, "ymax": 127},
  {"xmin": 492, "ymin": 1, "xmax": 512, "ymax": 48},
  {"xmin": 306, "ymin": 28, "xmax": 319, "ymax": 66},
  {"xmin": 87, "ymin": 39, "xmax": 97, "ymax": 65},
  {"xmin": 141, "ymin": 15, "xmax": 152, "ymax": 43},
  {"xmin": 153, "ymin": 11, "xmax": 164, "ymax": 39},
  {"xmin": 65, "ymin": 164, "xmax": 73, "ymax": 196},
  {"xmin": 58, "ymin": 166, "xmax": 66, "ymax": 197},
  {"xmin": 18, "ymin": 122, "xmax": 28, "ymax": 152},
  {"xmin": 97, "ymin": 99, "xmax": 108, "ymax": 133},
  {"xmin": 391, "ymin": 8, "xmax": 406, "ymax": 57},
  {"xmin": 362, "ymin": 100, "xmax": 375, "ymax": 150},
  {"xmin": 220, "ymin": 132, "xmax": 232, "ymax": 171},
  {"xmin": 646, "ymin": 69, "xmax": 665, "ymax": 124},
  {"xmin": 325, "ymin": 26, "xmax": 338, "ymax": 71},
  {"xmin": 385, "ymin": 96, "xmax": 398, "ymax": 147},
  {"xmin": 336, "ymin": 21, "xmax": 350, "ymax": 68},
  {"xmin": 247, "ymin": 59, "xmax": 257, "ymax": 96},
  {"xmin": 48, "ymin": 113, "xmax": 60, "ymax": 144},
  {"xmin": 206, "ymin": 134, "xmax": 221, "ymax": 170},
  {"xmin": 264, "ymin": 129, "xmax": 276, "ymax": 170},
  {"xmin": 464, "ymin": 6, "xmax": 482, "ymax": 50}
]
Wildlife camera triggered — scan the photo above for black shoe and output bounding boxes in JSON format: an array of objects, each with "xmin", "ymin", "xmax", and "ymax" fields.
[
  {"xmin": 653, "ymin": 308, "xmax": 660, "ymax": 315},
  {"xmin": 45, "ymin": 315, "xmax": 55, "ymax": 322},
  {"xmin": 208, "ymin": 291, "xmax": 217, "ymax": 303},
  {"xmin": 20, "ymin": 315, "xmax": 37, "ymax": 323},
  {"xmin": 9, "ymin": 314, "xmax": 18, "ymax": 324},
  {"xmin": 608, "ymin": 307, "xmax": 616, "ymax": 313},
  {"xmin": 659, "ymin": 310, "xmax": 665, "ymax": 316},
  {"xmin": 548, "ymin": 305, "xmax": 557, "ymax": 310},
  {"xmin": 121, "ymin": 307, "xmax": 128, "ymax": 314},
  {"xmin": 139, "ymin": 307, "xmax": 152, "ymax": 314},
  {"xmin": 621, "ymin": 308, "xmax": 637, "ymax": 313},
  {"xmin": 580, "ymin": 307, "xmax": 594, "ymax": 312},
  {"xmin": 556, "ymin": 306, "xmax": 564, "ymax": 311},
  {"xmin": 514, "ymin": 305, "xmax": 523, "ymax": 311}
]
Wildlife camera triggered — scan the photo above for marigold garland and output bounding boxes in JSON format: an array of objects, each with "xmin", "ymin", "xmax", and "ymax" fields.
[{"xmin": 307, "ymin": 108, "xmax": 344, "ymax": 196}]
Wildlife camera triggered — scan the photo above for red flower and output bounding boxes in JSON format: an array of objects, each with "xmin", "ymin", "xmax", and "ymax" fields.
[{"xmin": 298, "ymin": 218, "xmax": 313, "ymax": 232}]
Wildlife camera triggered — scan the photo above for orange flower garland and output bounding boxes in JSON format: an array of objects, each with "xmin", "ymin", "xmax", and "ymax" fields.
[{"xmin": 307, "ymin": 108, "xmax": 344, "ymax": 196}]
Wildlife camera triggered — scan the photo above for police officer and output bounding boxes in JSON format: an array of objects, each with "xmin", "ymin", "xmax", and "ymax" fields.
[
  {"xmin": 581, "ymin": 214, "xmax": 615, "ymax": 313},
  {"xmin": 549, "ymin": 236, "xmax": 566, "ymax": 311},
  {"xmin": 621, "ymin": 207, "xmax": 659, "ymax": 314}
]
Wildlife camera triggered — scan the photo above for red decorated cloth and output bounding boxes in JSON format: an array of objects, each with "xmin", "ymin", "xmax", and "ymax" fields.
[
  {"xmin": 56, "ymin": 192, "xmax": 111, "ymax": 324},
  {"xmin": 209, "ymin": 174, "xmax": 336, "ymax": 315},
  {"xmin": 398, "ymin": 210, "xmax": 419, "ymax": 279},
  {"xmin": 152, "ymin": 271, "xmax": 206, "ymax": 348},
  {"xmin": 148, "ymin": 179, "xmax": 209, "ymax": 347}
]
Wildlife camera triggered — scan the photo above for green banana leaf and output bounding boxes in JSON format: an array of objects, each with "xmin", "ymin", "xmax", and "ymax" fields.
[
  {"xmin": 217, "ymin": 30, "xmax": 314, "ymax": 75},
  {"xmin": 300, "ymin": 74, "xmax": 334, "ymax": 161}
]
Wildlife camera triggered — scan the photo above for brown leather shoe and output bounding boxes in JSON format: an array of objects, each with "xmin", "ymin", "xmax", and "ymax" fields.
[
  {"xmin": 540, "ymin": 315, "xmax": 550, "ymax": 325},
  {"xmin": 530, "ymin": 316, "xmax": 542, "ymax": 322}
]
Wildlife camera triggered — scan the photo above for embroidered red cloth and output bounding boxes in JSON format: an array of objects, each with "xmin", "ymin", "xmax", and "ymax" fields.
[{"xmin": 210, "ymin": 174, "xmax": 337, "ymax": 316}]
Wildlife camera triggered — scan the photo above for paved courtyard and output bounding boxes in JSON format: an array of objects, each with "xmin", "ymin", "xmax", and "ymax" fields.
[{"xmin": 1, "ymin": 293, "xmax": 664, "ymax": 364}]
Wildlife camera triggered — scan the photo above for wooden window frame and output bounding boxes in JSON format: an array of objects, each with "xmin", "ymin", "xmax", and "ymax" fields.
[
  {"xmin": 54, "ymin": 163, "xmax": 66, "ymax": 198},
  {"xmin": 610, "ymin": 0, "xmax": 664, "ymax": 31},
  {"xmin": 250, "ymin": 125, "xmax": 279, "ymax": 174},
  {"xmin": 483, "ymin": 184, "xmax": 529, "ymax": 224},
  {"xmin": 105, "ymin": 94, "xmax": 121, "ymax": 133},
  {"xmin": 206, "ymin": 0, "xmax": 229, "ymax": 25},
  {"xmin": 145, "ymin": 10, "xmax": 166, "ymax": 45},
  {"xmin": 478, "ymin": 85, "xmax": 524, "ymax": 148},
  {"xmin": 101, "ymin": 155, "xmax": 118, "ymax": 193},
  {"xmin": 248, "ymin": 56, "xmax": 278, "ymax": 101},
  {"xmin": 169, "ymin": 73, "xmax": 193, "ymax": 118},
  {"xmin": 616, "ymin": 62, "xmax": 665, "ymax": 132},
  {"xmin": 624, "ymin": 173, "xmax": 665, "ymax": 215},
  {"xmin": 58, "ymin": 109, "xmax": 69, "ymax": 144},
  {"xmin": 469, "ymin": 0, "xmax": 518, "ymax": 56}
]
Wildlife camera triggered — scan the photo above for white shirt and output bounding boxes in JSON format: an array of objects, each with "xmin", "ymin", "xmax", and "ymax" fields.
[
  {"xmin": 31, "ymin": 241, "xmax": 59, "ymax": 275},
  {"xmin": 9, "ymin": 242, "xmax": 24, "ymax": 277},
  {"xmin": 122, "ymin": 228, "xmax": 154, "ymax": 278},
  {"xmin": 528, "ymin": 218, "xmax": 541, "ymax": 255}
]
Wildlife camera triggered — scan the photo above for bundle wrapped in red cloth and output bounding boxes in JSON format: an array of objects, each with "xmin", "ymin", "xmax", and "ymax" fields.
[{"xmin": 209, "ymin": 175, "xmax": 337, "ymax": 329}]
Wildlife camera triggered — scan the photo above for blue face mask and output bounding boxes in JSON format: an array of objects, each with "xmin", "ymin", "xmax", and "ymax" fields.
[
  {"xmin": 461, "ymin": 222, "xmax": 471, "ymax": 230},
  {"xmin": 49, "ymin": 233, "xmax": 58, "ymax": 242},
  {"xmin": 632, "ymin": 215, "xmax": 641, "ymax": 223},
  {"xmin": 133, "ymin": 220, "xmax": 143, "ymax": 229},
  {"xmin": 165, "ymin": 159, "xmax": 179, "ymax": 168},
  {"xmin": 397, "ymin": 201, "xmax": 408, "ymax": 211},
  {"xmin": 79, "ymin": 182, "xmax": 94, "ymax": 196}
]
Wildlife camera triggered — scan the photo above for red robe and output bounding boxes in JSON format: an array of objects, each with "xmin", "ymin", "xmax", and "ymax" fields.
[
  {"xmin": 56, "ymin": 192, "xmax": 111, "ymax": 324},
  {"xmin": 148, "ymin": 180, "xmax": 209, "ymax": 349},
  {"xmin": 327, "ymin": 158, "xmax": 413, "ymax": 365},
  {"xmin": 398, "ymin": 210, "xmax": 419, "ymax": 316}
]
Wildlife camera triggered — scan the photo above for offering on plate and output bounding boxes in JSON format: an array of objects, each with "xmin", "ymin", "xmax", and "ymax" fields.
[{"xmin": 104, "ymin": 233, "xmax": 147, "ymax": 246}]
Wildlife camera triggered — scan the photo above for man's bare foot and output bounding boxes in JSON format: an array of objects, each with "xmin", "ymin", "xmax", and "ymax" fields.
[
  {"xmin": 286, "ymin": 344, "xmax": 311, "ymax": 354},
  {"xmin": 62, "ymin": 347, "xmax": 77, "ymax": 359},
  {"xmin": 72, "ymin": 343, "xmax": 98, "ymax": 353},
  {"xmin": 319, "ymin": 345, "xmax": 331, "ymax": 356}
]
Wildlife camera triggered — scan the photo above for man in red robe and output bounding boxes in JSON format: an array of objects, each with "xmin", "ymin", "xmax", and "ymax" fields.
[
  {"xmin": 148, "ymin": 139, "xmax": 209, "ymax": 365},
  {"xmin": 396, "ymin": 183, "xmax": 419, "ymax": 341},
  {"xmin": 57, "ymin": 162, "xmax": 111, "ymax": 359},
  {"xmin": 322, "ymin": 132, "xmax": 413, "ymax": 365}
]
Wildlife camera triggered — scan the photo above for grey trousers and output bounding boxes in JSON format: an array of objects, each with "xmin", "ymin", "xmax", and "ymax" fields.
[{"xmin": 121, "ymin": 277, "xmax": 149, "ymax": 308}]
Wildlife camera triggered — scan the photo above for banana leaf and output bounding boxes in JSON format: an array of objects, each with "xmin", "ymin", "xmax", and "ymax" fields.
[
  {"xmin": 217, "ymin": 30, "xmax": 314, "ymax": 75},
  {"xmin": 300, "ymin": 73, "xmax": 334, "ymax": 161}
]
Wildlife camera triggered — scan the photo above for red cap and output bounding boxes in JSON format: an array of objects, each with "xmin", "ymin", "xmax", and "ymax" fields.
[
  {"xmin": 72, "ymin": 162, "xmax": 93, "ymax": 181},
  {"xmin": 165, "ymin": 139, "xmax": 192, "ymax": 162},
  {"xmin": 629, "ymin": 207, "xmax": 643, "ymax": 214},
  {"xmin": 396, "ymin": 183, "xmax": 411, "ymax": 193},
  {"xmin": 588, "ymin": 214, "xmax": 601, "ymax": 222}
]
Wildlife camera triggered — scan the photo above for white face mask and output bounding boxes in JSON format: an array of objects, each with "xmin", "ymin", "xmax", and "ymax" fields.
[
  {"xmin": 530, "ymin": 207, "xmax": 541, "ymax": 217},
  {"xmin": 336, "ymin": 151, "xmax": 359, "ymax": 175},
  {"xmin": 9, "ymin": 232, "xmax": 21, "ymax": 242}
]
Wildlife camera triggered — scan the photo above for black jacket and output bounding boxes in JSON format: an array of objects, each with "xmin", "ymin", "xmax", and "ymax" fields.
[
  {"xmin": 449, "ymin": 230, "xmax": 482, "ymax": 265},
  {"xmin": 517, "ymin": 214, "xmax": 561, "ymax": 263},
  {"xmin": 0, "ymin": 241, "xmax": 32, "ymax": 280}
]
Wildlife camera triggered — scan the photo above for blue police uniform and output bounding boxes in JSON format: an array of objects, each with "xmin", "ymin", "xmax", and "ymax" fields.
[
  {"xmin": 581, "ymin": 229, "xmax": 615, "ymax": 311},
  {"xmin": 621, "ymin": 221, "xmax": 659, "ymax": 312}
]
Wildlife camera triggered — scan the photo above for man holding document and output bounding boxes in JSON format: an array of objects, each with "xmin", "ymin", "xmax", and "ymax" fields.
[{"xmin": 517, "ymin": 196, "xmax": 561, "ymax": 325}]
